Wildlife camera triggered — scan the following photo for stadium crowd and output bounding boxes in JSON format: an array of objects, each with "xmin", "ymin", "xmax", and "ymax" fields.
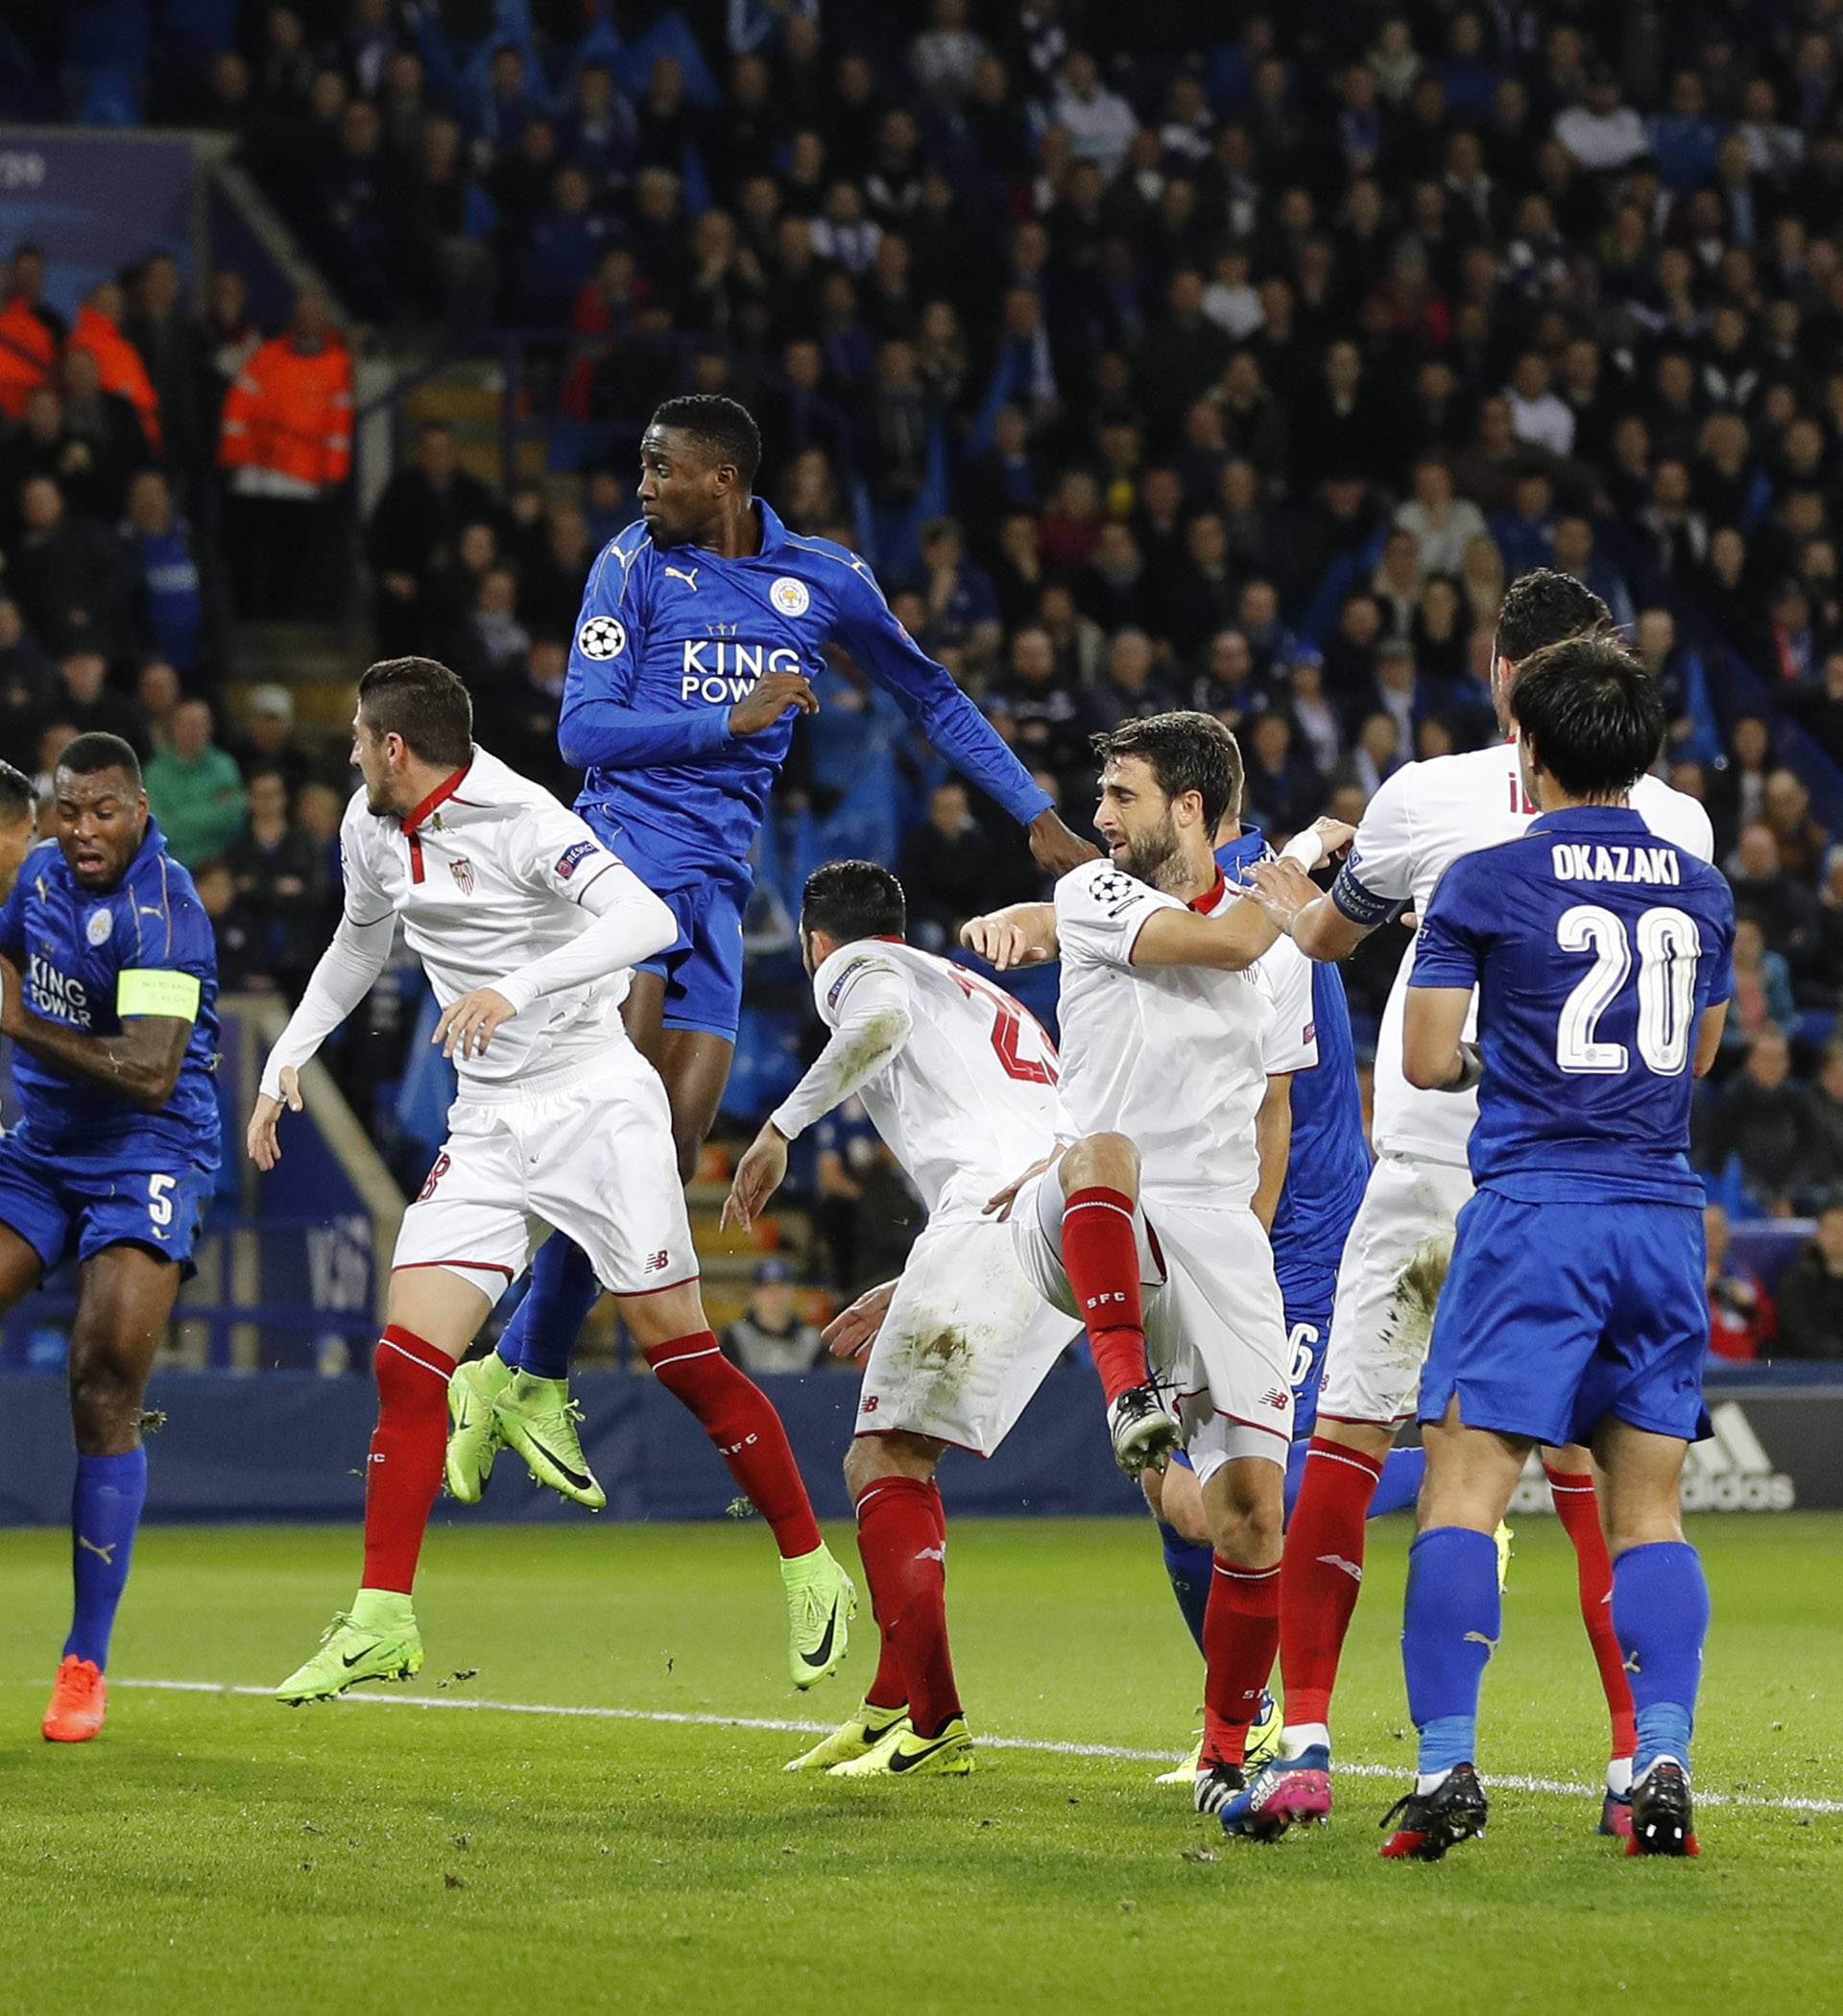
[{"xmin": 5, "ymin": 3, "xmax": 1843, "ymax": 1345}]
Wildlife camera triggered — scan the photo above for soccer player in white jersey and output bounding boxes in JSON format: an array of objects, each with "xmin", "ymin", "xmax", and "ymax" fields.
[
  {"xmin": 964, "ymin": 713, "xmax": 1349, "ymax": 1813},
  {"xmin": 1228, "ymin": 572, "xmax": 1715, "ymax": 1841},
  {"xmin": 247, "ymin": 659, "xmax": 854, "ymax": 1703},
  {"xmin": 718, "ymin": 860, "xmax": 1080, "ymax": 1779}
]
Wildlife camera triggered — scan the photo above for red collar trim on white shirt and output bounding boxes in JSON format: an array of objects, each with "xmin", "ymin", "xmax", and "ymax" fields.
[
  {"xmin": 1186, "ymin": 870, "xmax": 1228, "ymax": 913},
  {"xmin": 399, "ymin": 761, "xmax": 473, "ymax": 884}
]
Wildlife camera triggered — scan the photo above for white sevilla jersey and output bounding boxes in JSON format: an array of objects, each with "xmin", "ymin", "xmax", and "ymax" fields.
[
  {"xmin": 336, "ymin": 747, "xmax": 645, "ymax": 1087},
  {"xmin": 798, "ymin": 938, "xmax": 1061, "ymax": 1214},
  {"xmin": 1052, "ymin": 858, "xmax": 1274, "ymax": 1207},
  {"xmin": 1345, "ymin": 741, "xmax": 1715, "ymax": 1166},
  {"xmin": 1199, "ymin": 873, "xmax": 1319, "ymax": 1078}
]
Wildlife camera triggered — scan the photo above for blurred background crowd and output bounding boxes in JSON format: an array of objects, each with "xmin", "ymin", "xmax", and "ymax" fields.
[{"xmin": 3, "ymin": 0, "xmax": 1843, "ymax": 1353}]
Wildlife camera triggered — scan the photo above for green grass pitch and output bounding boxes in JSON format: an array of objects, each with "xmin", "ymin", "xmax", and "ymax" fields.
[{"xmin": 0, "ymin": 1513, "xmax": 1837, "ymax": 2016}]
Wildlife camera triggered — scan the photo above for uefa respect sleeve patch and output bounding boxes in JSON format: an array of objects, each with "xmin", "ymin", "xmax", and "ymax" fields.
[
  {"xmin": 555, "ymin": 840, "xmax": 600, "ymax": 879},
  {"xmin": 117, "ymin": 969, "xmax": 203, "ymax": 1020}
]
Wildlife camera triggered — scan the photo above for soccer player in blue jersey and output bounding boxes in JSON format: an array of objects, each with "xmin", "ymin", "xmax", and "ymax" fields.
[
  {"xmin": 449, "ymin": 395, "xmax": 1091, "ymax": 1503},
  {"xmin": 1379, "ymin": 637, "xmax": 1733, "ymax": 1860},
  {"xmin": 0, "ymin": 734, "xmax": 221, "ymax": 1743}
]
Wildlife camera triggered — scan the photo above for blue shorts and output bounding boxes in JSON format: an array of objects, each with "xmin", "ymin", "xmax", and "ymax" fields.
[
  {"xmin": 0, "ymin": 1126, "xmax": 214, "ymax": 1277},
  {"xmin": 1280, "ymin": 1281, "xmax": 1334, "ymax": 1442},
  {"xmin": 582, "ymin": 811, "xmax": 749, "ymax": 1042},
  {"xmin": 1420, "ymin": 1189, "xmax": 1711, "ymax": 1448}
]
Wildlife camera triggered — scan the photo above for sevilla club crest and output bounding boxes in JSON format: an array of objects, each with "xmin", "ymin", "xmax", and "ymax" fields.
[{"xmin": 449, "ymin": 856, "xmax": 475, "ymax": 895}]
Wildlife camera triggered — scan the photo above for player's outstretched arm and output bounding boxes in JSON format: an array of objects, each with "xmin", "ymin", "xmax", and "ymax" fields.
[
  {"xmin": 1252, "ymin": 1070, "xmax": 1294, "ymax": 1232},
  {"xmin": 1694, "ymin": 1000, "xmax": 1728, "ymax": 1077},
  {"xmin": 961, "ymin": 902, "xmax": 1058, "ymax": 969},
  {"xmin": 252, "ymin": 910, "xmax": 397, "ymax": 1164},
  {"xmin": 0, "ymin": 954, "xmax": 192, "ymax": 1113},
  {"xmin": 1128, "ymin": 892, "xmax": 1279, "ymax": 972}
]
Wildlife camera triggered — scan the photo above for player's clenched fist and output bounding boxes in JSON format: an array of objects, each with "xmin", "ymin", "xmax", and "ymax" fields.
[
  {"xmin": 729, "ymin": 671, "xmax": 819, "ymax": 735},
  {"xmin": 434, "ymin": 986, "xmax": 517, "ymax": 1060},
  {"xmin": 961, "ymin": 912, "xmax": 1048, "ymax": 971},
  {"xmin": 246, "ymin": 1066, "xmax": 302, "ymax": 1170}
]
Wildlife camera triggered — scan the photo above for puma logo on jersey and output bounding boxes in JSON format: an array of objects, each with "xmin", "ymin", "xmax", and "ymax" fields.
[{"xmin": 663, "ymin": 564, "xmax": 701, "ymax": 591}]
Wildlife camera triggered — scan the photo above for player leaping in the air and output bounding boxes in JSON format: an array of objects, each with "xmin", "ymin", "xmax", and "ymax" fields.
[
  {"xmin": 251, "ymin": 660, "xmax": 855, "ymax": 1703},
  {"xmin": 1224, "ymin": 571, "xmax": 1712, "ymax": 1842},
  {"xmin": 964, "ymin": 714, "xmax": 1349, "ymax": 1815},
  {"xmin": 0, "ymin": 740, "xmax": 221, "ymax": 1743},
  {"xmin": 1382, "ymin": 636, "xmax": 1731, "ymax": 1861},
  {"xmin": 446, "ymin": 394, "xmax": 1093, "ymax": 1512},
  {"xmin": 719, "ymin": 860, "xmax": 1082, "ymax": 1780}
]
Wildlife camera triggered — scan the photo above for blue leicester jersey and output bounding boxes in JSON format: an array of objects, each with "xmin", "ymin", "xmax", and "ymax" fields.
[
  {"xmin": 1217, "ymin": 830, "xmax": 1370, "ymax": 1297},
  {"xmin": 0, "ymin": 827, "xmax": 222, "ymax": 1169},
  {"xmin": 561, "ymin": 498, "xmax": 1051, "ymax": 882},
  {"xmin": 1410, "ymin": 804, "xmax": 1734, "ymax": 1206}
]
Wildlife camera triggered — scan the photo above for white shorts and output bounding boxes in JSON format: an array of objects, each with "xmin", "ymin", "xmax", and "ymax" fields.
[
  {"xmin": 1318, "ymin": 1151, "xmax": 1473, "ymax": 1428},
  {"xmin": 1011, "ymin": 1172, "xmax": 1293, "ymax": 1469},
  {"xmin": 392, "ymin": 1048, "xmax": 698, "ymax": 1304},
  {"xmin": 854, "ymin": 1211, "xmax": 1081, "ymax": 1456}
]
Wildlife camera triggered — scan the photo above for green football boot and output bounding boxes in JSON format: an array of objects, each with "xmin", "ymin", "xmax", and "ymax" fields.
[
  {"xmin": 495, "ymin": 1371, "xmax": 607, "ymax": 1510},
  {"xmin": 785, "ymin": 1699, "xmax": 910, "ymax": 1772},
  {"xmin": 781, "ymin": 1545, "xmax": 855, "ymax": 1690},
  {"xmin": 444, "ymin": 1351, "xmax": 515, "ymax": 1504},
  {"xmin": 828, "ymin": 1715, "xmax": 974, "ymax": 1779},
  {"xmin": 274, "ymin": 1593, "xmax": 422, "ymax": 1704}
]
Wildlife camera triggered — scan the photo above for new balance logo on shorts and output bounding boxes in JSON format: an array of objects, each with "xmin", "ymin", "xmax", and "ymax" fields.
[{"xmin": 643, "ymin": 1250, "xmax": 669, "ymax": 1274}]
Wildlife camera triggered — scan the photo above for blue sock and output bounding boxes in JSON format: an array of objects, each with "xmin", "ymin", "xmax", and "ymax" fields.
[
  {"xmin": 1401, "ymin": 1525, "xmax": 1499, "ymax": 1777},
  {"xmin": 1611, "ymin": 1540, "xmax": 1710, "ymax": 1777},
  {"xmin": 1371, "ymin": 1446, "xmax": 1426, "ymax": 1518},
  {"xmin": 497, "ymin": 1236, "xmax": 600, "ymax": 1380},
  {"xmin": 1157, "ymin": 1523, "xmax": 1213, "ymax": 1655},
  {"xmin": 65, "ymin": 1448, "xmax": 149, "ymax": 1670}
]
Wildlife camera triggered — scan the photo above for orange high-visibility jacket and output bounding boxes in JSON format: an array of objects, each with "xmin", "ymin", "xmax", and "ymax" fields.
[
  {"xmin": 70, "ymin": 302, "xmax": 163, "ymax": 452},
  {"xmin": 217, "ymin": 334, "xmax": 353, "ymax": 489},
  {"xmin": 0, "ymin": 298, "xmax": 58, "ymax": 422}
]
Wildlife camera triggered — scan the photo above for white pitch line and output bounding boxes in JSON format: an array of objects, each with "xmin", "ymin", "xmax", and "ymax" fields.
[{"xmin": 109, "ymin": 1679, "xmax": 1843, "ymax": 1816}]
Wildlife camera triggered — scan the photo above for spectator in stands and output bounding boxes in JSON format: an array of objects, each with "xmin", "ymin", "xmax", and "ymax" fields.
[
  {"xmin": 124, "ymin": 252, "xmax": 204, "ymax": 487},
  {"xmin": 917, "ymin": 516, "xmax": 1001, "ymax": 684},
  {"xmin": 1698, "ymin": 1027, "xmax": 1820, "ymax": 1217},
  {"xmin": 1705, "ymin": 1204, "xmax": 1777, "ymax": 1362},
  {"xmin": 217, "ymin": 290, "xmax": 353, "ymax": 619},
  {"xmin": 1721, "ymin": 915, "xmax": 1797, "ymax": 1052},
  {"xmin": 0, "ymin": 247, "xmax": 60, "ymax": 422},
  {"xmin": 1395, "ymin": 456, "xmax": 1488, "ymax": 578},
  {"xmin": 145, "ymin": 698, "xmax": 248, "ymax": 867},
  {"xmin": 985, "ymin": 626, "xmax": 1090, "ymax": 786},
  {"xmin": 136, "ymin": 660, "xmax": 181, "ymax": 756},
  {"xmin": 53, "ymin": 651, "xmax": 147, "ymax": 755},
  {"xmin": 58, "ymin": 344, "xmax": 148, "ymax": 517},
  {"xmin": 193, "ymin": 856, "xmax": 265, "ymax": 992},
  {"xmin": 0, "ymin": 596, "xmax": 54, "ymax": 751},
  {"xmin": 10, "ymin": 476, "xmax": 138, "ymax": 665},
  {"xmin": 121, "ymin": 469, "xmax": 211, "ymax": 683},
  {"xmin": 365, "ymin": 421, "xmax": 501, "ymax": 657},
  {"xmin": 1763, "ymin": 769, "xmax": 1830, "ymax": 883},
  {"xmin": 1773, "ymin": 1203, "xmax": 1843, "ymax": 1356},
  {"xmin": 898, "ymin": 780, "xmax": 995, "ymax": 949},
  {"xmin": 226, "ymin": 767, "xmax": 326, "ymax": 991},
  {"xmin": 227, "ymin": 683, "xmax": 313, "ymax": 796},
  {"xmin": 1727, "ymin": 823, "xmax": 1818, "ymax": 955},
  {"xmin": 68, "ymin": 281, "xmax": 159, "ymax": 457},
  {"xmin": 721, "ymin": 1260, "xmax": 826, "ymax": 1375}
]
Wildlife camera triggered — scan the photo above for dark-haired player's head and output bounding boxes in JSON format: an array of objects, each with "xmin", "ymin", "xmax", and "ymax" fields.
[
  {"xmin": 640, "ymin": 395, "xmax": 762, "ymax": 548},
  {"xmin": 354, "ymin": 657, "xmax": 473, "ymax": 817},
  {"xmin": 799, "ymin": 859, "xmax": 906, "ymax": 974},
  {"xmin": 1091, "ymin": 711, "xmax": 1237, "ymax": 890},
  {"xmin": 52, "ymin": 732, "xmax": 147, "ymax": 891},
  {"xmin": 1510, "ymin": 636, "xmax": 1666, "ymax": 809},
  {"xmin": 1492, "ymin": 567, "xmax": 1612, "ymax": 729},
  {"xmin": 0, "ymin": 757, "xmax": 36, "ymax": 901}
]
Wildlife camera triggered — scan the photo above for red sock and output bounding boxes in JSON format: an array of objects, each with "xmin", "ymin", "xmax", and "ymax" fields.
[
  {"xmin": 1544, "ymin": 1462, "xmax": 1638, "ymax": 1760},
  {"xmin": 853, "ymin": 1474, "xmax": 961, "ymax": 1737},
  {"xmin": 1202, "ymin": 1557, "xmax": 1281, "ymax": 1766},
  {"xmin": 645, "ymin": 1334, "xmax": 823, "ymax": 1559},
  {"xmin": 1060, "ymin": 1186, "xmax": 1147, "ymax": 1403},
  {"xmin": 361, "ymin": 1327, "xmax": 452, "ymax": 1595},
  {"xmin": 1278, "ymin": 1438, "xmax": 1383, "ymax": 1728}
]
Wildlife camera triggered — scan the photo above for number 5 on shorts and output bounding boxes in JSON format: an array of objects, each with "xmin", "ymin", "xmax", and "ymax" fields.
[{"xmin": 149, "ymin": 1172, "xmax": 176, "ymax": 1228}]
